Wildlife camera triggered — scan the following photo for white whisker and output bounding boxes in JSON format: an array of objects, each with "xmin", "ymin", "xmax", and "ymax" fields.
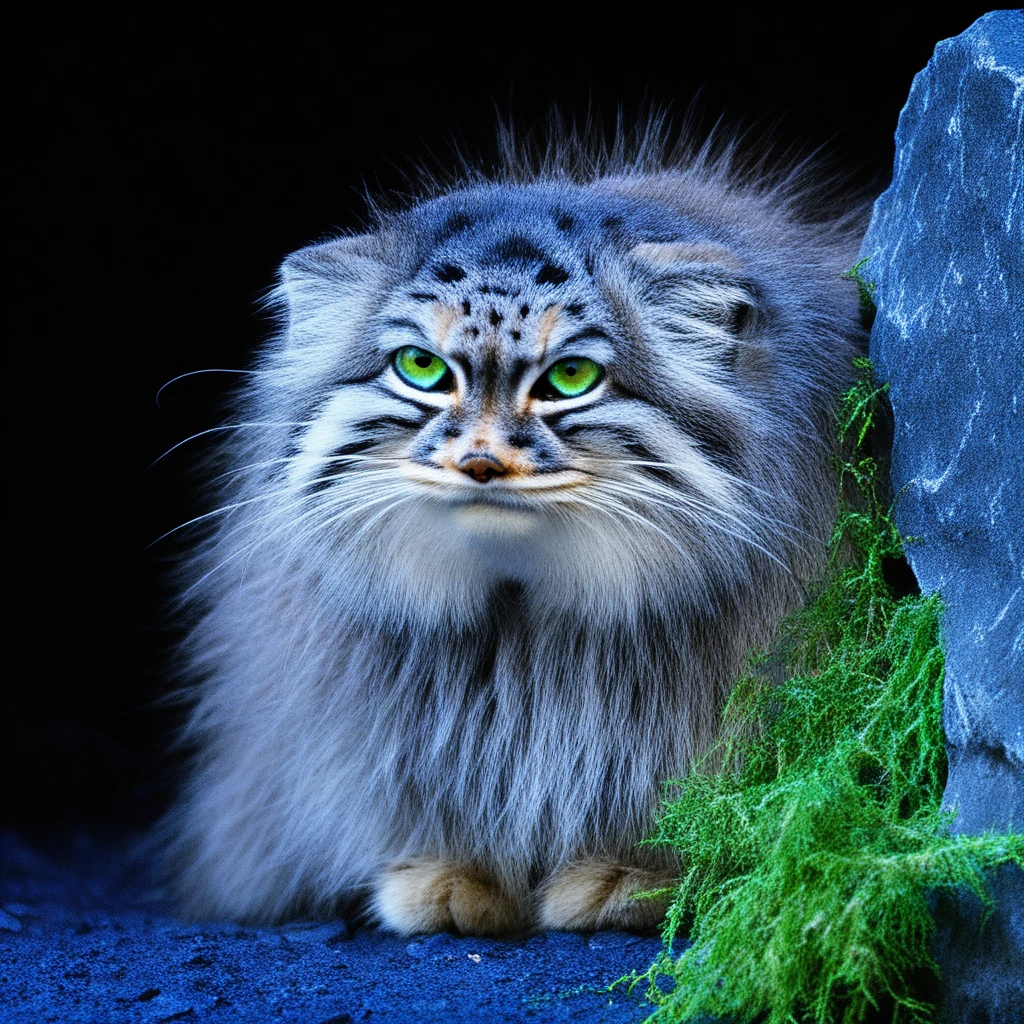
[
  {"xmin": 148, "ymin": 463, "xmax": 404, "ymax": 548},
  {"xmin": 606, "ymin": 458, "xmax": 804, "ymax": 512},
  {"xmin": 207, "ymin": 453, "xmax": 406, "ymax": 486},
  {"xmin": 595, "ymin": 468, "xmax": 814, "ymax": 548},
  {"xmin": 144, "ymin": 421, "xmax": 317, "ymax": 475},
  {"xmin": 156, "ymin": 369, "xmax": 264, "ymax": 409},
  {"xmin": 181, "ymin": 479, "xmax": 413, "ymax": 602},
  {"xmin": 566, "ymin": 489, "xmax": 693, "ymax": 562},
  {"xmin": 593, "ymin": 478, "xmax": 796, "ymax": 574}
]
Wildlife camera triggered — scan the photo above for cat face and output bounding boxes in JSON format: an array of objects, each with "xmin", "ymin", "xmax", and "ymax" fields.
[{"xmin": 259, "ymin": 181, "xmax": 851, "ymax": 622}]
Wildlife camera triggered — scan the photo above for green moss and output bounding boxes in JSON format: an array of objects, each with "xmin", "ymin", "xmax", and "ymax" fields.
[
  {"xmin": 625, "ymin": 360, "xmax": 1023, "ymax": 1024},
  {"xmin": 843, "ymin": 257, "xmax": 878, "ymax": 318}
]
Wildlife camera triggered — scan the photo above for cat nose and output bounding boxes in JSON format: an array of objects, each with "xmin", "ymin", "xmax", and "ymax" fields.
[{"xmin": 459, "ymin": 453, "xmax": 507, "ymax": 483}]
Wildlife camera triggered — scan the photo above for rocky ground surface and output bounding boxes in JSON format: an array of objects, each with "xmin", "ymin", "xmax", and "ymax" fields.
[{"xmin": 0, "ymin": 830, "xmax": 669, "ymax": 1024}]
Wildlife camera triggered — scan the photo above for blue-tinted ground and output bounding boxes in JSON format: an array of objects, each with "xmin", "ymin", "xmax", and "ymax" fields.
[{"xmin": 0, "ymin": 831, "xmax": 669, "ymax": 1024}]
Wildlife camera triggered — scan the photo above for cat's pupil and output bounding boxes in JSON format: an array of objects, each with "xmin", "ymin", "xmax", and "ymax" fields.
[
  {"xmin": 565, "ymin": 364, "xmax": 577, "ymax": 376},
  {"xmin": 415, "ymin": 355, "xmax": 433, "ymax": 368}
]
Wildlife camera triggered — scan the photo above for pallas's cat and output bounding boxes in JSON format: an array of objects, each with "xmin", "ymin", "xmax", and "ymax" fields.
[{"xmin": 164, "ymin": 133, "xmax": 866, "ymax": 935}]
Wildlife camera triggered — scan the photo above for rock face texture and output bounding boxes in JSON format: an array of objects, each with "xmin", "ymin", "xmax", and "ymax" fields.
[{"xmin": 861, "ymin": 10, "xmax": 1023, "ymax": 1022}]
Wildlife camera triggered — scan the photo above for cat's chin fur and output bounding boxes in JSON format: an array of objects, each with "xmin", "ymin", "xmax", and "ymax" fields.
[
  {"xmin": 160, "ymin": 117, "xmax": 869, "ymax": 932},
  {"xmin": 453, "ymin": 500, "xmax": 543, "ymax": 542}
]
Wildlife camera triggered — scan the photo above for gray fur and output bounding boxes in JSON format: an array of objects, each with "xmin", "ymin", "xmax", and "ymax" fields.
[{"xmin": 162, "ymin": 126, "xmax": 868, "ymax": 924}]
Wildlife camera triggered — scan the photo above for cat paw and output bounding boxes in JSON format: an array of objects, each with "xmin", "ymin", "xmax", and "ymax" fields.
[
  {"xmin": 372, "ymin": 858, "xmax": 524, "ymax": 936},
  {"xmin": 537, "ymin": 860, "xmax": 673, "ymax": 932}
]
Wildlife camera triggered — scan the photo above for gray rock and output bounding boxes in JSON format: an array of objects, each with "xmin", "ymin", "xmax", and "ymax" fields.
[
  {"xmin": 861, "ymin": 10, "xmax": 1023, "ymax": 1021},
  {"xmin": 932, "ymin": 864, "xmax": 1024, "ymax": 1024}
]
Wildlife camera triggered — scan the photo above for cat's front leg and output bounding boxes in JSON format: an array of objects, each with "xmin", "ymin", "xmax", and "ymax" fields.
[
  {"xmin": 373, "ymin": 858, "xmax": 526, "ymax": 936},
  {"xmin": 537, "ymin": 860, "xmax": 674, "ymax": 933}
]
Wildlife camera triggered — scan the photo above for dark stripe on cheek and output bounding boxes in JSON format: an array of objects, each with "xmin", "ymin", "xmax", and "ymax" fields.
[
  {"xmin": 359, "ymin": 413, "xmax": 428, "ymax": 432},
  {"xmin": 554, "ymin": 419, "xmax": 648, "ymax": 442},
  {"xmin": 538, "ymin": 407, "xmax": 578, "ymax": 430},
  {"xmin": 565, "ymin": 428, "xmax": 677, "ymax": 486},
  {"xmin": 294, "ymin": 364, "xmax": 388, "ymax": 428},
  {"xmin": 333, "ymin": 368, "xmax": 387, "ymax": 389},
  {"xmin": 614, "ymin": 385, "xmax": 745, "ymax": 472},
  {"xmin": 552, "ymin": 419, "xmax": 693, "ymax": 486},
  {"xmin": 669, "ymin": 406, "xmax": 743, "ymax": 473},
  {"xmin": 305, "ymin": 440, "xmax": 380, "ymax": 494},
  {"xmin": 622, "ymin": 441, "xmax": 677, "ymax": 486},
  {"xmin": 554, "ymin": 420, "xmax": 591, "ymax": 437},
  {"xmin": 368, "ymin": 383, "xmax": 443, "ymax": 415},
  {"xmin": 550, "ymin": 421, "xmax": 672, "ymax": 482},
  {"xmin": 329, "ymin": 439, "xmax": 379, "ymax": 459}
]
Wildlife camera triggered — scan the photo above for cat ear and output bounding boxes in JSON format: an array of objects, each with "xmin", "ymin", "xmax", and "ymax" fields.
[
  {"xmin": 629, "ymin": 242, "xmax": 760, "ymax": 336},
  {"xmin": 274, "ymin": 233, "xmax": 404, "ymax": 351},
  {"xmin": 280, "ymin": 234, "xmax": 397, "ymax": 290}
]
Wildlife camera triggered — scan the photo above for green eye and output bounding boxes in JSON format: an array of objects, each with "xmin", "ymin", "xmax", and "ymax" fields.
[
  {"xmin": 537, "ymin": 357, "xmax": 603, "ymax": 399},
  {"xmin": 394, "ymin": 346, "xmax": 453, "ymax": 391}
]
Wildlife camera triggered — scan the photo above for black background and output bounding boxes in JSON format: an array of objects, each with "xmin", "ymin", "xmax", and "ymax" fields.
[{"xmin": 10, "ymin": 10, "xmax": 996, "ymax": 832}]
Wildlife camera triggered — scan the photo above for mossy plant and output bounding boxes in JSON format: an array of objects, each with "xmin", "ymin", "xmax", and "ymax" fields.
[
  {"xmin": 843, "ymin": 257, "xmax": 878, "ymax": 323},
  {"xmin": 625, "ymin": 359, "xmax": 1023, "ymax": 1024}
]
